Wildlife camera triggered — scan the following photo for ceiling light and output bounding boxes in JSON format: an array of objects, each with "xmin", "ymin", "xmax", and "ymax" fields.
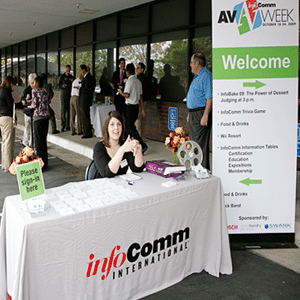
[{"xmin": 78, "ymin": 9, "xmax": 99, "ymax": 14}]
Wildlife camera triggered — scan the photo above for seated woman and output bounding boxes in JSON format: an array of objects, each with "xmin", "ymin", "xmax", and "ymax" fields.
[{"xmin": 93, "ymin": 110, "xmax": 144, "ymax": 178}]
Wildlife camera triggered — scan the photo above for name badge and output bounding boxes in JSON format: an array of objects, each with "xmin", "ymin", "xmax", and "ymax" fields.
[{"xmin": 120, "ymin": 159, "xmax": 128, "ymax": 168}]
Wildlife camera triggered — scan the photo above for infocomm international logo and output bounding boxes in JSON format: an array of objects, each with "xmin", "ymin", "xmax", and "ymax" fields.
[{"xmin": 234, "ymin": 0, "xmax": 262, "ymax": 35}]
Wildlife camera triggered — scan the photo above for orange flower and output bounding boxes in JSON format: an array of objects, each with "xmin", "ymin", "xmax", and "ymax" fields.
[
  {"xmin": 175, "ymin": 127, "xmax": 183, "ymax": 135},
  {"xmin": 169, "ymin": 132, "xmax": 174, "ymax": 138},
  {"xmin": 180, "ymin": 137, "xmax": 186, "ymax": 144},
  {"xmin": 173, "ymin": 136, "xmax": 180, "ymax": 144}
]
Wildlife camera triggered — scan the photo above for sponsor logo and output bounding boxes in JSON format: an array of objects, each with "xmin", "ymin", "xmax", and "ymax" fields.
[
  {"xmin": 86, "ymin": 227, "xmax": 190, "ymax": 281},
  {"xmin": 217, "ymin": 1, "xmax": 296, "ymax": 35},
  {"xmin": 265, "ymin": 223, "xmax": 292, "ymax": 229},
  {"xmin": 227, "ymin": 224, "xmax": 239, "ymax": 230},
  {"xmin": 239, "ymin": 224, "xmax": 262, "ymax": 231}
]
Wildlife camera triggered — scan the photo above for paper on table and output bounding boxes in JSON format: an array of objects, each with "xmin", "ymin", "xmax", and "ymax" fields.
[
  {"xmin": 58, "ymin": 207, "xmax": 75, "ymax": 216},
  {"xmin": 120, "ymin": 173, "xmax": 142, "ymax": 181},
  {"xmin": 74, "ymin": 203, "xmax": 91, "ymax": 212}
]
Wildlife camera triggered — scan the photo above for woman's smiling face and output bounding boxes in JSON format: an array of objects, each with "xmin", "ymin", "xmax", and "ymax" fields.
[{"xmin": 108, "ymin": 117, "xmax": 122, "ymax": 142}]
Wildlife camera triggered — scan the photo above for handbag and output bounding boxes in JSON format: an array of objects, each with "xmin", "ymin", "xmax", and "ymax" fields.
[{"xmin": 23, "ymin": 106, "xmax": 34, "ymax": 117}]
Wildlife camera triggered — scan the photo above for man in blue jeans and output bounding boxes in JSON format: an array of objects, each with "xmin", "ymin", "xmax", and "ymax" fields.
[{"xmin": 186, "ymin": 53, "xmax": 212, "ymax": 170}]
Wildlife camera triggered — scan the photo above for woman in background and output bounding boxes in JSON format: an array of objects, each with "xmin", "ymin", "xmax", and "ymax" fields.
[
  {"xmin": 93, "ymin": 110, "xmax": 144, "ymax": 178},
  {"xmin": 0, "ymin": 76, "xmax": 23, "ymax": 172},
  {"xmin": 31, "ymin": 76, "xmax": 50, "ymax": 169}
]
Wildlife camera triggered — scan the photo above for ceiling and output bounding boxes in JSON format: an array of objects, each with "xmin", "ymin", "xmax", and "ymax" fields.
[{"xmin": 0, "ymin": 0, "xmax": 154, "ymax": 49}]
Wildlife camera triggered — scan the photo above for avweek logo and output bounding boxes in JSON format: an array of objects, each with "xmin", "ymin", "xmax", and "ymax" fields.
[
  {"xmin": 234, "ymin": 0, "xmax": 262, "ymax": 34},
  {"xmin": 218, "ymin": 0, "xmax": 262, "ymax": 35},
  {"xmin": 218, "ymin": 1, "xmax": 296, "ymax": 36}
]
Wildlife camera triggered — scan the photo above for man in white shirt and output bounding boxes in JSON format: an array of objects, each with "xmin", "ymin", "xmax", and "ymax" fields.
[
  {"xmin": 119, "ymin": 63, "xmax": 148, "ymax": 153},
  {"xmin": 70, "ymin": 74, "xmax": 83, "ymax": 135}
]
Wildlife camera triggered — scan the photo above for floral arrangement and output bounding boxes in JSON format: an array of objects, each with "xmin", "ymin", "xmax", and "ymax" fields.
[
  {"xmin": 9, "ymin": 146, "xmax": 44, "ymax": 175},
  {"xmin": 165, "ymin": 127, "xmax": 189, "ymax": 164}
]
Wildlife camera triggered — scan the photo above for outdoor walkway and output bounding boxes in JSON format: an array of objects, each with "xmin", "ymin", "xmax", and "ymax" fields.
[{"xmin": 1, "ymin": 110, "xmax": 299, "ymax": 299}]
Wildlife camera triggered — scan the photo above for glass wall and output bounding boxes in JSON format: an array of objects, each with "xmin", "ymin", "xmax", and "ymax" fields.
[
  {"xmin": 27, "ymin": 54, "xmax": 35, "ymax": 75},
  {"xmin": 19, "ymin": 56, "xmax": 26, "ymax": 86},
  {"xmin": 119, "ymin": 37, "xmax": 147, "ymax": 68},
  {"xmin": 1, "ymin": 50, "xmax": 5, "ymax": 82},
  {"xmin": 76, "ymin": 45, "xmax": 93, "ymax": 78},
  {"xmin": 47, "ymin": 51, "xmax": 59, "ymax": 89},
  {"xmin": 151, "ymin": 31, "xmax": 188, "ymax": 102},
  {"xmin": 60, "ymin": 48, "xmax": 74, "ymax": 76},
  {"xmin": 37, "ymin": 53, "xmax": 46, "ymax": 77},
  {"xmin": 95, "ymin": 42, "xmax": 116, "ymax": 95},
  {"xmin": 193, "ymin": 27, "xmax": 212, "ymax": 72},
  {"xmin": 0, "ymin": 0, "xmax": 217, "ymax": 102}
]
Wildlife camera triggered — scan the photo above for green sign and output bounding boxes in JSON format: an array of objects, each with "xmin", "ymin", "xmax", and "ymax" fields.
[
  {"xmin": 213, "ymin": 46, "xmax": 298, "ymax": 80},
  {"xmin": 16, "ymin": 160, "xmax": 45, "ymax": 201}
]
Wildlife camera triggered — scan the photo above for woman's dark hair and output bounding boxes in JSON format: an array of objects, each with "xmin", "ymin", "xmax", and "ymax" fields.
[
  {"xmin": 0, "ymin": 76, "xmax": 14, "ymax": 89},
  {"xmin": 34, "ymin": 76, "xmax": 44, "ymax": 88},
  {"xmin": 102, "ymin": 110, "xmax": 125, "ymax": 147}
]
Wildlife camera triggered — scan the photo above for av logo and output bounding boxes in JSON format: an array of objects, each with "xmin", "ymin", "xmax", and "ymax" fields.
[
  {"xmin": 218, "ymin": 0, "xmax": 262, "ymax": 35},
  {"xmin": 234, "ymin": 0, "xmax": 262, "ymax": 34}
]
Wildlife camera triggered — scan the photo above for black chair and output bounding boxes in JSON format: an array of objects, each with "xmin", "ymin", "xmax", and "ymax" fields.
[{"xmin": 85, "ymin": 160, "xmax": 98, "ymax": 180}]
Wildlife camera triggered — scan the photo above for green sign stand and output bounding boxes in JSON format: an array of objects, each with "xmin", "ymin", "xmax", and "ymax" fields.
[{"xmin": 16, "ymin": 160, "xmax": 45, "ymax": 201}]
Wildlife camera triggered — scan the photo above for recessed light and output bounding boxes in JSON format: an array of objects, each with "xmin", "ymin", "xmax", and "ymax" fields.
[{"xmin": 78, "ymin": 9, "xmax": 99, "ymax": 14}]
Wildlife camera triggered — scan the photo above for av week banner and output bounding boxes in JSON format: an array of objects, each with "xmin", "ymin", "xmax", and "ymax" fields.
[{"xmin": 212, "ymin": 0, "xmax": 299, "ymax": 235}]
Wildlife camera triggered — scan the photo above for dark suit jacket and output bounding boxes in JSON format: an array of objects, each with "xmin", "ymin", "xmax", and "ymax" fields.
[
  {"xmin": 79, "ymin": 73, "xmax": 96, "ymax": 108},
  {"xmin": 111, "ymin": 69, "xmax": 127, "ymax": 95}
]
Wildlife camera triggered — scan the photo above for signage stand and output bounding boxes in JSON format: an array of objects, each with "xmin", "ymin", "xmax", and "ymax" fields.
[{"xmin": 212, "ymin": 0, "xmax": 299, "ymax": 247}]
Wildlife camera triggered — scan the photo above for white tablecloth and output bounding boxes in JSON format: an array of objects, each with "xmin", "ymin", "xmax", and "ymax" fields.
[
  {"xmin": 90, "ymin": 104, "xmax": 116, "ymax": 137},
  {"xmin": 0, "ymin": 172, "xmax": 232, "ymax": 300}
]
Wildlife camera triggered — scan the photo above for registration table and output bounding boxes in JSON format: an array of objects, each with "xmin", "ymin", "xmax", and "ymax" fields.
[
  {"xmin": 90, "ymin": 103, "xmax": 116, "ymax": 137},
  {"xmin": 0, "ymin": 172, "xmax": 232, "ymax": 300}
]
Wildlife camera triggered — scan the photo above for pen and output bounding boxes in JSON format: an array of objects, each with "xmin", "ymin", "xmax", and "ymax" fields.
[{"xmin": 125, "ymin": 179, "xmax": 135, "ymax": 185}]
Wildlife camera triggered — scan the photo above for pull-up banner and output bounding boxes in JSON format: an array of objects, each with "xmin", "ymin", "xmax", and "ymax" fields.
[{"xmin": 212, "ymin": 0, "xmax": 299, "ymax": 235}]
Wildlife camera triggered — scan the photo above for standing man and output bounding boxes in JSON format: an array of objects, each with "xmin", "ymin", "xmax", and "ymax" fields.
[
  {"xmin": 136, "ymin": 62, "xmax": 149, "ymax": 140},
  {"xmin": 79, "ymin": 64, "xmax": 95, "ymax": 139},
  {"xmin": 186, "ymin": 53, "xmax": 212, "ymax": 170},
  {"xmin": 119, "ymin": 63, "xmax": 148, "ymax": 153},
  {"xmin": 58, "ymin": 65, "xmax": 74, "ymax": 132},
  {"xmin": 70, "ymin": 74, "xmax": 83, "ymax": 136},
  {"xmin": 110, "ymin": 58, "xmax": 127, "ymax": 117}
]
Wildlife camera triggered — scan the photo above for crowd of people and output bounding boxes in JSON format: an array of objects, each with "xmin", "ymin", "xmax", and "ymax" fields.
[{"xmin": 0, "ymin": 53, "xmax": 213, "ymax": 175}]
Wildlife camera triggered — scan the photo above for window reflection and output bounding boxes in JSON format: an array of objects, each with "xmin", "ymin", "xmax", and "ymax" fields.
[
  {"xmin": 28, "ymin": 54, "xmax": 35, "ymax": 75},
  {"xmin": 76, "ymin": 45, "xmax": 92, "ymax": 78},
  {"xmin": 95, "ymin": 43, "xmax": 116, "ymax": 97},
  {"xmin": 1, "ymin": 59, "xmax": 5, "ymax": 82},
  {"xmin": 37, "ymin": 53, "xmax": 46, "ymax": 77},
  {"xmin": 19, "ymin": 56, "xmax": 26, "ymax": 86},
  {"xmin": 60, "ymin": 49, "xmax": 74, "ymax": 76},
  {"xmin": 119, "ymin": 43, "xmax": 147, "ymax": 69},
  {"xmin": 193, "ymin": 28, "xmax": 212, "ymax": 72},
  {"xmin": 151, "ymin": 39, "xmax": 188, "ymax": 102},
  {"xmin": 13, "ymin": 58, "xmax": 19, "ymax": 85},
  {"xmin": 47, "ymin": 51, "xmax": 59, "ymax": 89}
]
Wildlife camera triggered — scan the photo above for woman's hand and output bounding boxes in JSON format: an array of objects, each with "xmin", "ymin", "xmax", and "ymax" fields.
[
  {"xmin": 121, "ymin": 136, "xmax": 134, "ymax": 153},
  {"xmin": 131, "ymin": 139, "xmax": 142, "ymax": 156}
]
